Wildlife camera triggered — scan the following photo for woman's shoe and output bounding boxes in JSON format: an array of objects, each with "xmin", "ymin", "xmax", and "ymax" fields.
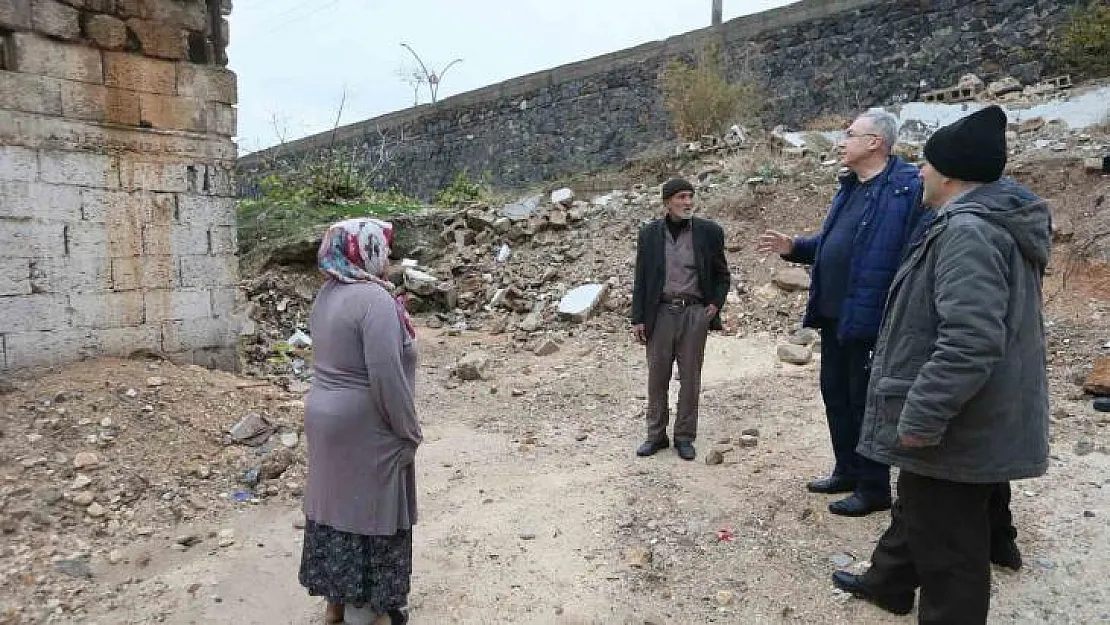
[{"xmin": 325, "ymin": 602, "xmax": 344, "ymax": 624}]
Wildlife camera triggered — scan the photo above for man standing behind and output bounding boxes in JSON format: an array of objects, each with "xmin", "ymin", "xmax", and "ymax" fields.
[
  {"xmin": 631, "ymin": 178, "xmax": 731, "ymax": 461},
  {"xmin": 758, "ymin": 110, "xmax": 922, "ymax": 516},
  {"xmin": 832, "ymin": 105, "xmax": 1050, "ymax": 623}
]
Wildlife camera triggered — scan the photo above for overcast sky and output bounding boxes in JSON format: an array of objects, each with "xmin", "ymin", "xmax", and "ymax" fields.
[{"xmin": 227, "ymin": 0, "xmax": 797, "ymax": 154}]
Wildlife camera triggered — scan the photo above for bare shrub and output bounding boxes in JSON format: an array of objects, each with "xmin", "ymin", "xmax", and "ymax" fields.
[{"xmin": 660, "ymin": 43, "xmax": 764, "ymax": 140}]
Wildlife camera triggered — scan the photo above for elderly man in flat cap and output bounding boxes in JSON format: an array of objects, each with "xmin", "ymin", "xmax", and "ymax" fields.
[
  {"xmin": 832, "ymin": 105, "xmax": 1051, "ymax": 624},
  {"xmin": 631, "ymin": 178, "xmax": 731, "ymax": 461}
]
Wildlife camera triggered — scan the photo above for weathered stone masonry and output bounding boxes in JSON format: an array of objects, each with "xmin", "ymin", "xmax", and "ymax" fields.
[
  {"xmin": 239, "ymin": 0, "xmax": 1081, "ymax": 200},
  {"xmin": 0, "ymin": 0, "xmax": 238, "ymax": 371}
]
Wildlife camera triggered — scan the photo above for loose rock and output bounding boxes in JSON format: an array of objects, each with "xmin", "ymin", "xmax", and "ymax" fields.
[
  {"xmin": 54, "ymin": 558, "xmax": 93, "ymax": 579},
  {"xmin": 176, "ymin": 534, "xmax": 202, "ymax": 547},
  {"xmin": 534, "ymin": 339, "xmax": 560, "ymax": 357},
  {"xmin": 1083, "ymin": 357, "xmax": 1110, "ymax": 396},
  {"xmin": 73, "ymin": 452, "xmax": 100, "ymax": 469},
  {"xmin": 551, "ymin": 188, "xmax": 575, "ymax": 206},
  {"xmin": 625, "ymin": 546, "xmax": 652, "ymax": 568},
  {"xmin": 777, "ymin": 344, "xmax": 813, "ymax": 365},
  {"xmin": 260, "ymin": 448, "xmax": 295, "ymax": 480},
  {"xmin": 228, "ymin": 413, "xmax": 274, "ymax": 447},
  {"xmin": 455, "ymin": 352, "xmax": 491, "ymax": 381},
  {"xmin": 772, "ymin": 268, "xmax": 811, "ymax": 292}
]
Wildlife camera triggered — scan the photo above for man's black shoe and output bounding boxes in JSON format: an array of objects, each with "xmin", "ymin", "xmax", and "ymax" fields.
[
  {"xmin": 831, "ymin": 571, "xmax": 914, "ymax": 616},
  {"xmin": 828, "ymin": 493, "xmax": 892, "ymax": 517},
  {"xmin": 675, "ymin": 440, "xmax": 696, "ymax": 461},
  {"xmin": 991, "ymin": 540, "xmax": 1022, "ymax": 571},
  {"xmin": 806, "ymin": 475, "xmax": 856, "ymax": 494},
  {"xmin": 636, "ymin": 438, "xmax": 670, "ymax": 457}
]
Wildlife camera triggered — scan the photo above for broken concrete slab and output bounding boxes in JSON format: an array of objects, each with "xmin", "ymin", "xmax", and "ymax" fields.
[
  {"xmin": 777, "ymin": 344, "xmax": 813, "ymax": 365},
  {"xmin": 403, "ymin": 268, "xmax": 439, "ymax": 297},
  {"xmin": 557, "ymin": 284, "xmax": 609, "ymax": 321},
  {"xmin": 551, "ymin": 188, "xmax": 574, "ymax": 206},
  {"xmin": 988, "ymin": 76, "xmax": 1023, "ymax": 97},
  {"xmin": 499, "ymin": 194, "xmax": 543, "ymax": 220}
]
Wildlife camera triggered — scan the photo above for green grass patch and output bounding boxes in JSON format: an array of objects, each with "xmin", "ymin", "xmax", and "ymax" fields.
[{"xmin": 237, "ymin": 173, "xmax": 423, "ymax": 257}]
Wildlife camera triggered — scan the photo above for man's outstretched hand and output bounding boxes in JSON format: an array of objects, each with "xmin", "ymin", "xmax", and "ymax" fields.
[{"xmin": 757, "ymin": 230, "xmax": 794, "ymax": 256}]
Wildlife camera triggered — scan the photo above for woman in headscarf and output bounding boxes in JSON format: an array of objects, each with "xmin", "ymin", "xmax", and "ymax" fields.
[{"xmin": 298, "ymin": 218, "xmax": 421, "ymax": 625}]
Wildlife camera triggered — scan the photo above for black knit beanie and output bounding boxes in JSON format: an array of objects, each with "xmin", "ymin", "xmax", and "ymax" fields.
[
  {"xmin": 923, "ymin": 105, "xmax": 1008, "ymax": 183},
  {"xmin": 661, "ymin": 178, "xmax": 695, "ymax": 200}
]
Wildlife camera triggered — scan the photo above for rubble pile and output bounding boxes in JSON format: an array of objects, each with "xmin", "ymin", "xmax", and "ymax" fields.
[
  {"xmin": 235, "ymin": 80, "xmax": 1109, "ymax": 387},
  {"xmin": 0, "ymin": 359, "xmax": 308, "ymax": 622},
  {"xmin": 236, "ymin": 160, "xmax": 843, "ymax": 386},
  {"xmin": 239, "ymin": 267, "xmax": 322, "ymax": 383},
  {"xmin": 922, "ymin": 73, "xmax": 1074, "ymax": 106}
]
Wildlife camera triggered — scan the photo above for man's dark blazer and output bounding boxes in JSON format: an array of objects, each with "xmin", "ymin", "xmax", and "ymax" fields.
[{"xmin": 631, "ymin": 216, "xmax": 731, "ymax": 339}]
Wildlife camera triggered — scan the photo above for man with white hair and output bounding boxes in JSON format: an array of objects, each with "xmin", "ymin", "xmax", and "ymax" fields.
[{"xmin": 758, "ymin": 110, "xmax": 923, "ymax": 516}]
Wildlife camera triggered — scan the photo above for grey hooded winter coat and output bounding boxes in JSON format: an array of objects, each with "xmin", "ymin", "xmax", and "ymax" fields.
[{"xmin": 857, "ymin": 178, "xmax": 1051, "ymax": 483}]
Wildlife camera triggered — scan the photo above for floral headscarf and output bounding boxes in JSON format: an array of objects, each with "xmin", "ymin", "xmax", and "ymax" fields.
[{"xmin": 317, "ymin": 218, "xmax": 415, "ymax": 337}]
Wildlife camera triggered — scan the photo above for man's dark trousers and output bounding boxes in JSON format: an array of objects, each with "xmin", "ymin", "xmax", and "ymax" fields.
[
  {"xmin": 862, "ymin": 471, "xmax": 997, "ymax": 625},
  {"xmin": 819, "ymin": 321, "xmax": 890, "ymax": 498},
  {"xmin": 645, "ymin": 302, "xmax": 709, "ymax": 443}
]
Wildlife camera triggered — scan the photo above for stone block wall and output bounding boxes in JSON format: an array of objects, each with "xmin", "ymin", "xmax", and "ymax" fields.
[
  {"xmin": 238, "ymin": 0, "xmax": 1082, "ymax": 200},
  {"xmin": 0, "ymin": 0, "xmax": 238, "ymax": 371}
]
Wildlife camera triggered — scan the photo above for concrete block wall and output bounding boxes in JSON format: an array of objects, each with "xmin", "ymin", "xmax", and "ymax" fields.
[
  {"xmin": 238, "ymin": 0, "xmax": 1081, "ymax": 200},
  {"xmin": 0, "ymin": 0, "xmax": 239, "ymax": 371}
]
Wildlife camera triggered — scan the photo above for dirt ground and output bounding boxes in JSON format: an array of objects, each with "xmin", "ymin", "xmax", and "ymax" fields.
[{"xmin": 4, "ymin": 321, "xmax": 1104, "ymax": 625}]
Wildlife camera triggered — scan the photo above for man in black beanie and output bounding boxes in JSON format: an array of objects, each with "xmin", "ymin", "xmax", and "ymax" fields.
[
  {"xmin": 630, "ymin": 178, "xmax": 730, "ymax": 461},
  {"xmin": 832, "ymin": 105, "xmax": 1051, "ymax": 624}
]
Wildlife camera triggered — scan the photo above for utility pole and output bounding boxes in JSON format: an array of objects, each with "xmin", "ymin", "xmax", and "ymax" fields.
[{"xmin": 712, "ymin": 0, "xmax": 722, "ymax": 26}]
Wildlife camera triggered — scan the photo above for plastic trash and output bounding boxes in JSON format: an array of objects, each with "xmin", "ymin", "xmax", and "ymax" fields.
[
  {"xmin": 496, "ymin": 244, "xmax": 511, "ymax": 263},
  {"xmin": 288, "ymin": 329, "xmax": 312, "ymax": 348},
  {"xmin": 239, "ymin": 466, "xmax": 261, "ymax": 487}
]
